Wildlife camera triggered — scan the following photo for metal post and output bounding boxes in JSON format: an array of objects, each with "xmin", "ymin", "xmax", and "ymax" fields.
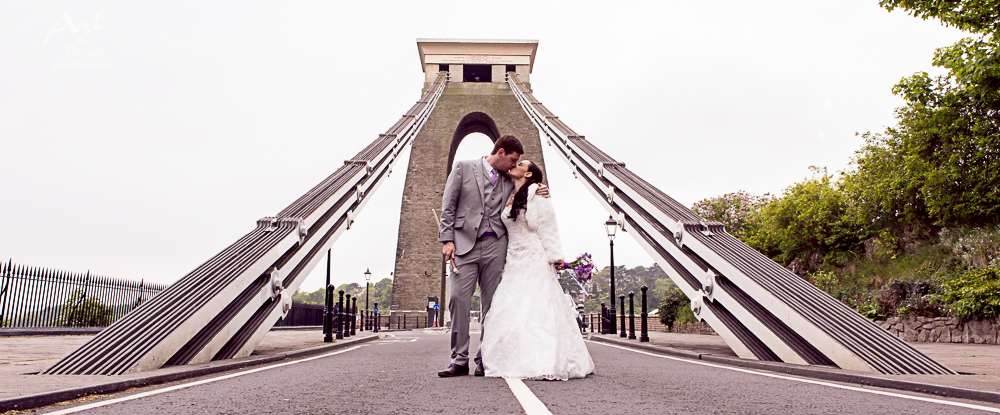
[
  {"xmin": 351, "ymin": 297, "xmax": 357, "ymax": 336},
  {"xmin": 343, "ymin": 293, "xmax": 352, "ymax": 338},
  {"xmin": 619, "ymin": 294, "xmax": 626, "ymax": 338},
  {"xmin": 336, "ymin": 290, "xmax": 345, "ymax": 340},
  {"xmin": 323, "ymin": 284, "xmax": 334, "ymax": 343},
  {"xmin": 323, "ymin": 250, "xmax": 332, "ymax": 342},
  {"xmin": 373, "ymin": 302, "xmax": 379, "ymax": 333},
  {"xmin": 628, "ymin": 291, "xmax": 636, "ymax": 340},
  {"xmin": 640, "ymin": 285, "xmax": 649, "ymax": 342},
  {"xmin": 609, "ymin": 239, "xmax": 617, "ymax": 334},
  {"xmin": 599, "ymin": 302, "xmax": 606, "ymax": 334},
  {"xmin": 365, "ymin": 281, "xmax": 370, "ymax": 331}
]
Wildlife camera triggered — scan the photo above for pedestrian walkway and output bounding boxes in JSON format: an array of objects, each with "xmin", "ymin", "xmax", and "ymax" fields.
[
  {"xmin": 589, "ymin": 330, "xmax": 1000, "ymax": 394},
  {"xmin": 0, "ymin": 329, "xmax": 372, "ymax": 404}
]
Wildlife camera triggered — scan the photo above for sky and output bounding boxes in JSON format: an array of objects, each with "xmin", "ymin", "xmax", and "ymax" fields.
[{"xmin": 0, "ymin": 1, "xmax": 970, "ymax": 293}]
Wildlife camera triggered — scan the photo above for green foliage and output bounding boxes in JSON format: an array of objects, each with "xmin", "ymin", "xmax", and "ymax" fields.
[
  {"xmin": 657, "ymin": 288, "xmax": 690, "ymax": 331},
  {"xmin": 747, "ymin": 168, "xmax": 861, "ymax": 270},
  {"xmin": 292, "ymin": 288, "xmax": 326, "ymax": 305},
  {"xmin": 939, "ymin": 225, "xmax": 1000, "ymax": 268},
  {"xmin": 291, "ymin": 278, "xmax": 392, "ymax": 312},
  {"xmin": 941, "ymin": 267, "xmax": 1000, "ymax": 320},
  {"xmin": 879, "ymin": 0, "xmax": 1000, "ymax": 38},
  {"xmin": 584, "ymin": 264, "xmax": 669, "ymax": 313},
  {"xmin": 61, "ymin": 290, "xmax": 113, "ymax": 327},
  {"xmin": 691, "ymin": 191, "xmax": 774, "ymax": 241}
]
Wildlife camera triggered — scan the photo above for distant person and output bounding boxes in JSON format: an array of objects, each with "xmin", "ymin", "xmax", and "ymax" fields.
[
  {"xmin": 479, "ymin": 160, "xmax": 595, "ymax": 380},
  {"xmin": 437, "ymin": 135, "xmax": 548, "ymax": 377}
]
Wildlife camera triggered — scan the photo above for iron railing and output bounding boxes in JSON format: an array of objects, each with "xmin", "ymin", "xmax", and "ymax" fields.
[{"xmin": 0, "ymin": 260, "xmax": 168, "ymax": 328}]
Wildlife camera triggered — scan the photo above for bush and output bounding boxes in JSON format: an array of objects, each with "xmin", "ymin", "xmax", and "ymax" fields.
[
  {"xmin": 657, "ymin": 288, "xmax": 690, "ymax": 331},
  {"xmin": 941, "ymin": 268, "xmax": 1000, "ymax": 321},
  {"xmin": 61, "ymin": 290, "xmax": 113, "ymax": 327}
]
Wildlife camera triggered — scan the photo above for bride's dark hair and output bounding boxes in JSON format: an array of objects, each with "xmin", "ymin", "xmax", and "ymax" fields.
[{"xmin": 507, "ymin": 161, "xmax": 544, "ymax": 222}]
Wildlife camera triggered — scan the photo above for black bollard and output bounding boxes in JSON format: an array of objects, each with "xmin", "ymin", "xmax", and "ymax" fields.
[
  {"xmin": 640, "ymin": 285, "xmax": 649, "ymax": 342},
  {"xmin": 403, "ymin": 314, "xmax": 407, "ymax": 330},
  {"xmin": 600, "ymin": 302, "xmax": 606, "ymax": 334},
  {"xmin": 336, "ymin": 290, "xmax": 345, "ymax": 340},
  {"xmin": 619, "ymin": 294, "xmax": 626, "ymax": 338},
  {"xmin": 343, "ymin": 294, "xmax": 352, "ymax": 338},
  {"xmin": 628, "ymin": 291, "xmax": 636, "ymax": 340},
  {"xmin": 373, "ymin": 302, "xmax": 380, "ymax": 333},
  {"xmin": 323, "ymin": 284, "xmax": 334, "ymax": 343},
  {"xmin": 351, "ymin": 297, "xmax": 357, "ymax": 336}
]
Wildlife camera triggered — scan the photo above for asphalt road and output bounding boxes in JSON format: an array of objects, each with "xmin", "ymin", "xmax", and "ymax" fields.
[{"xmin": 35, "ymin": 331, "xmax": 1000, "ymax": 414}]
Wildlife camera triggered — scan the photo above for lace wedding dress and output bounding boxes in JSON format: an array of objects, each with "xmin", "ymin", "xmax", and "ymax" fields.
[{"xmin": 480, "ymin": 185, "xmax": 595, "ymax": 380}]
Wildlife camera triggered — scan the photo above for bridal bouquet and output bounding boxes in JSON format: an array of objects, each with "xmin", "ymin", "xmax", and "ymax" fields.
[{"xmin": 562, "ymin": 253, "xmax": 595, "ymax": 285}]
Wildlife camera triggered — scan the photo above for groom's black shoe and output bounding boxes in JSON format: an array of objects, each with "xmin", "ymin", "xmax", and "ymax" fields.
[
  {"xmin": 438, "ymin": 364, "xmax": 469, "ymax": 377},
  {"xmin": 474, "ymin": 362, "xmax": 485, "ymax": 377}
]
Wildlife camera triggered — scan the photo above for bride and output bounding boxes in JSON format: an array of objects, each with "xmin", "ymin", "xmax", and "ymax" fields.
[{"xmin": 480, "ymin": 160, "xmax": 595, "ymax": 380}]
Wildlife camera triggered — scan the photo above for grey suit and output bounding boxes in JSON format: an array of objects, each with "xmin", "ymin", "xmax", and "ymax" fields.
[{"xmin": 439, "ymin": 158, "xmax": 515, "ymax": 367}]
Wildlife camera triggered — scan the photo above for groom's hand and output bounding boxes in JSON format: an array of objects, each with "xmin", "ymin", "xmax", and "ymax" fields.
[
  {"xmin": 442, "ymin": 242, "xmax": 456, "ymax": 262},
  {"xmin": 535, "ymin": 184, "xmax": 550, "ymax": 198}
]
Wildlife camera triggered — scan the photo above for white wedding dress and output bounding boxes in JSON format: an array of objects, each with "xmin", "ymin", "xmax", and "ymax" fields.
[{"xmin": 481, "ymin": 185, "xmax": 595, "ymax": 380}]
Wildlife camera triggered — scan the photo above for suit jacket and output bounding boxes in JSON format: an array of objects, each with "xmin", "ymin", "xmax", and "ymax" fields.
[{"xmin": 438, "ymin": 159, "xmax": 515, "ymax": 256}]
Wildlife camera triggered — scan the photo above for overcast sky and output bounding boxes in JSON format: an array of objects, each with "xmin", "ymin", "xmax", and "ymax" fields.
[{"xmin": 0, "ymin": 1, "xmax": 968, "ymax": 293}]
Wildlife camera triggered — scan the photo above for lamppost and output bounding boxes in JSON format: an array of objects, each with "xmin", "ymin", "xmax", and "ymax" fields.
[
  {"xmin": 364, "ymin": 268, "xmax": 371, "ymax": 331},
  {"xmin": 605, "ymin": 215, "xmax": 618, "ymax": 335}
]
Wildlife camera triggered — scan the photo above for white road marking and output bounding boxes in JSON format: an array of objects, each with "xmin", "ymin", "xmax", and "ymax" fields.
[
  {"xmin": 44, "ymin": 346, "xmax": 364, "ymax": 415},
  {"xmin": 505, "ymin": 378, "xmax": 553, "ymax": 415},
  {"xmin": 589, "ymin": 341, "xmax": 1000, "ymax": 413}
]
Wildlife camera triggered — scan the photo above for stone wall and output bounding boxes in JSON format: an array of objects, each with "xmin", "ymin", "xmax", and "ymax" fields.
[
  {"xmin": 668, "ymin": 321, "xmax": 717, "ymax": 335},
  {"xmin": 876, "ymin": 316, "xmax": 1000, "ymax": 344}
]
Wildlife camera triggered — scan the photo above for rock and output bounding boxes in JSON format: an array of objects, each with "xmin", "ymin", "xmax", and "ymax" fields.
[
  {"xmin": 936, "ymin": 328, "xmax": 951, "ymax": 343},
  {"xmin": 917, "ymin": 330, "xmax": 930, "ymax": 342},
  {"xmin": 929, "ymin": 327, "xmax": 943, "ymax": 342}
]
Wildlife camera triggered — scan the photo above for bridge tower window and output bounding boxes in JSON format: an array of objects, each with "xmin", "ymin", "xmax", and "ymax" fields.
[
  {"xmin": 439, "ymin": 64, "xmax": 449, "ymax": 72},
  {"xmin": 463, "ymin": 65, "xmax": 492, "ymax": 82},
  {"xmin": 506, "ymin": 65, "xmax": 516, "ymax": 73}
]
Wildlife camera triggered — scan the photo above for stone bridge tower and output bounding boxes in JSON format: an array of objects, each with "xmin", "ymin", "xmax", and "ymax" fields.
[{"xmin": 389, "ymin": 39, "xmax": 546, "ymax": 313}]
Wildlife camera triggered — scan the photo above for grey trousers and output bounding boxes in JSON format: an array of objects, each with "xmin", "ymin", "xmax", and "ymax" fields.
[{"xmin": 449, "ymin": 234, "xmax": 507, "ymax": 367}]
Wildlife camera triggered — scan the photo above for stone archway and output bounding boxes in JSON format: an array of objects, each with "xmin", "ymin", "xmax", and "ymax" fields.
[
  {"xmin": 447, "ymin": 112, "xmax": 500, "ymax": 177},
  {"xmin": 389, "ymin": 83, "xmax": 546, "ymax": 313}
]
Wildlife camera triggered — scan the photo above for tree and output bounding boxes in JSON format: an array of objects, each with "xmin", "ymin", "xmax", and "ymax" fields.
[
  {"xmin": 61, "ymin": 290, "xmax": 113, "ymax": 327},
  {"xmin": 749, "ymin": 168, "xmax": 861, "ymax": 271},
  {"xmin": 657, "ymin": 287, "xmax": 690, "ymax": 331},
  {"xmin": 692, "ymin": 191, "xmax": 774, "ymax": 242},
  {"xmin": 846, "ymin": 1, "xmax": 1000, "ymax": 232},
  {"xmin": 292, "ymin": 288, "xmax": 325, "ymax": 305}
]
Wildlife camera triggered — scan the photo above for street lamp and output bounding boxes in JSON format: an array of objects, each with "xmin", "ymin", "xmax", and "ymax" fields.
[
  {"xmin": 364, "ymin": 268, "xmax": 371, "ymax": 331},
  {"xmin": 605, "ymin": 215, "xmax": 618, "ymax": 334}
]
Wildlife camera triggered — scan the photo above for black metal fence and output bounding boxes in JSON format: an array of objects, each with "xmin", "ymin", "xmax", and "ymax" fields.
[
  {"xmin": 0, "ymin": 260, "xmax": 169, "ymax": 328},
  {"xmin": 274, "ymin": 302, "xmax": 326, "ymax": 326}
]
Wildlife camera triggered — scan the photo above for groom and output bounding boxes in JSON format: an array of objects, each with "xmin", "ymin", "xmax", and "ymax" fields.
[{"xmin": 437, "ymin": 135, "xmax": 546, "ymax": 377}]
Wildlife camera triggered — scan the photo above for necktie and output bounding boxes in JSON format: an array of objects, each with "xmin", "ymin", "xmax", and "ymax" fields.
[{"xmin": 490, "ymin": 169, "xmax": 498, "ymax": 185}]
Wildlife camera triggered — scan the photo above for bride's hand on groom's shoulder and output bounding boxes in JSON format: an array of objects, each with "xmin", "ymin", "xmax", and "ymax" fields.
[{"xmin": 535, "ymin": 184, "xmax": 550, "ymax": 198}]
